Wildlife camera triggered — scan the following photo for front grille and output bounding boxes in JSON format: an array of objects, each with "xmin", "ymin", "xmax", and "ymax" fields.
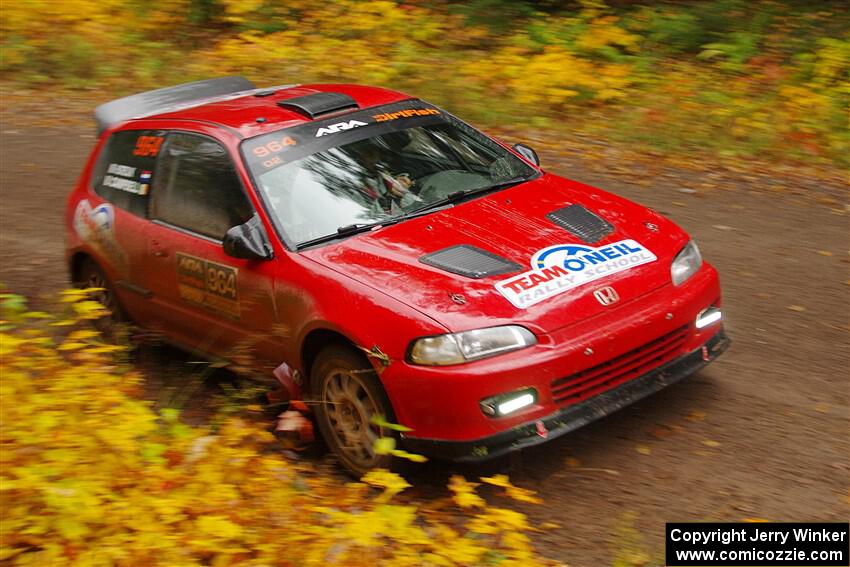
[{"xmin": 551, "ymin": 325, "xmax": 689, "ymax": 406}]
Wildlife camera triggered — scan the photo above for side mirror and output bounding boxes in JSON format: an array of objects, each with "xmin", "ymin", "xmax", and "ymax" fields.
[
  {"xmin": 223, "ymin": 214, "xmax": 273, "ymax": 261},
  {"xmin": 512, "ymin": 143, "xmax": 540, "ymax": 167}
]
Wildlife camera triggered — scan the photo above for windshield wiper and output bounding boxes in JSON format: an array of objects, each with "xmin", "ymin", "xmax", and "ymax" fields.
[
  {"xmin": 296, "ymin": 221, "xmax": 386, "ymax": 249},
  {"xmin": 295, "ymin": 175, "xmax": 536, "ymax": 250},
  {"xmin": 336, "ymin": 222, "xmax": 382, "ymax": 236},
  {"xmin": 404, "ymin": 174, "xmax": 536, "ymax": 217},
  {"xmin": 474, "ymin": 174, "xmax": 538, "ymax": 194}
]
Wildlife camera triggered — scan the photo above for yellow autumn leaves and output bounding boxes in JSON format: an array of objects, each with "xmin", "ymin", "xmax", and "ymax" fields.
[
  {"xmin": 0, "ymin": 291, "xmax": 557, "ymax": 566},
  {"xmin": 1, "ymin": 0, "xmax": 847, "ymax": 165},
  {"xmin": 450, "ymin": 474, "xmax": 544, "ymax": 509}
]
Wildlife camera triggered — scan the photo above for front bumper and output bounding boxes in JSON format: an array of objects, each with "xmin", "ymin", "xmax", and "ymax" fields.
[{"xmin": 402, "ymin": 327, "xmax": 730, "ymax": 461}]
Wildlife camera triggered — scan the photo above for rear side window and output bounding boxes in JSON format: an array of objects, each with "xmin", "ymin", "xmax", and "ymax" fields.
[
  {"xmin": 91, "ymin": 130, "xmax": 164, "ymax": 217},
  {"xmin": 150, "ymin": 133, "xmax": 252, "ymax": 240}
]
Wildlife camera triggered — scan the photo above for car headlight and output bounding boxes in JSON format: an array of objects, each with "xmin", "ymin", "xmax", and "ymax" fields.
[
  {"xmin": 671, "ymin": 240, "xmax": 702, "ymax": 286},
  {"xmin": 409, "ymin": 325, "xmax": 537, "ymax": 366}
]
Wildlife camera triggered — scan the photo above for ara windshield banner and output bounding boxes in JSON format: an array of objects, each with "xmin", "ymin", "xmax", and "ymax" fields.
[{"xmin": 240, "ymin": 100, "xmax": 445, "ymax": 174}]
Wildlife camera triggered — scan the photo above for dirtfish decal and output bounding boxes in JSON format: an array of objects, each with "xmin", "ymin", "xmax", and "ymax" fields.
[
  {"xmin": 496, "ymin": 239, "xmax": 657, "ymax": 309},
  {"xmin": 372, "ymin": 108, "xmax": 440, "ymax": 122}
]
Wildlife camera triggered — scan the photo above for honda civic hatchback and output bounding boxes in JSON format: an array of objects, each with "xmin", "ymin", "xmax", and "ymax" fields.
[{"xmin": 66, "ymin": 77, "xmax": 729, "ymax": 475}]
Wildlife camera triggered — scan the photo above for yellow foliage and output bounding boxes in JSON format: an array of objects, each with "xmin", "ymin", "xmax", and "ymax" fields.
[
  {"xmin": 812, "ymin": 38, "xmax": 850, "ymax": 88},
  {"xmin": 523, "ymin": 48, "xmax": 633, "ymax": 105},
  {"xmin": 481, "ymin": 474, "xmax": 544, "ymax": 504},
  {"xmin": 448, "ymin": 475, "xmax": 486, "ymax": 508},
  {"xmin": 0, "ymin": 291, "xmax": 555, "ymax": 566},
  {"xmin": 1, "ymin": 0, "xmax": 847, "ymax": 165},
  {"xmin": 361, "ymin": 468, "xmax": 412, "ymax": 502},
  {"xmin": 481, "ymin": 473, "xmax": 513, "ymax": 488},
  {"xmin": 575, "ymin": 16, "xmax": 639, "ymax": 52},
  {"xmin": 219, "ymin": 0, "xmax": 265, "ymax": 24}
]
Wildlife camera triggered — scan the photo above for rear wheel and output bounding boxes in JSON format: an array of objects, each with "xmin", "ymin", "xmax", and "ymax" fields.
[
  {"xmin": 311, "ymin": 345, "xmax": 395, "ymax": 477},
  {"xmin": 76, "ymin": 258, "xmax": 128, "ymax": 336}
]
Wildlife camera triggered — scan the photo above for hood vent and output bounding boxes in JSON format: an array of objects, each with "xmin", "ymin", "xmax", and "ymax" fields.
[
  {"xmin": 546, "ymin": 204, "xmax": 614, "ymax": 243},
  {"xmin": 420, "ymin": 245, "xmax": 521, "ymax": 279}
]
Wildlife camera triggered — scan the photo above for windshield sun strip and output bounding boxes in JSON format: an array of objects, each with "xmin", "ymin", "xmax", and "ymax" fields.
[{"xmin": 239, "ymin": 100, "xmax": 537, "ymax": 250}]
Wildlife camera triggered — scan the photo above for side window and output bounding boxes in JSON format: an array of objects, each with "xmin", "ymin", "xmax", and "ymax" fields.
[
  {"xmin": 91, "ymin": 130, "xmax": 164, "ymax": 217},
  {"xmin": 150, "ymin": 133, "xmax": 252, "ymax": 240}
]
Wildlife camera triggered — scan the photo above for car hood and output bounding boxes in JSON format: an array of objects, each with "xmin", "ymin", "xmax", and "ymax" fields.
[{"xmin": 301, "ymin": 173, "xmax": 689, "ymax": 334}]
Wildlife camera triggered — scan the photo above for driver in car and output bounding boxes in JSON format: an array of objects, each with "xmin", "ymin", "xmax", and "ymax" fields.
[{"xmin": 350, "ymin": 139, "xmax": 421, "ymax": 215}]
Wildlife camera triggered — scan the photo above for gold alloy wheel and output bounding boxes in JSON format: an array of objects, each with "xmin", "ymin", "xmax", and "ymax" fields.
[{"xmin": 322, "ymin": 367, "xmax": 386, "ymax": 471}]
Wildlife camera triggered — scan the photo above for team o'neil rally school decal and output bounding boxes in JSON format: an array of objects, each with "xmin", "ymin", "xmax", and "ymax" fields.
[{"xmin": 496, "ymin": 239, "xmax": 656, "ymax": 309}]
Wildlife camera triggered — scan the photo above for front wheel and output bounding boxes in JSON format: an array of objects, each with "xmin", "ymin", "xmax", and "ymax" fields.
[{"xmin": 311, "ymin": 345, "xmax": 395, "ymax": 477}]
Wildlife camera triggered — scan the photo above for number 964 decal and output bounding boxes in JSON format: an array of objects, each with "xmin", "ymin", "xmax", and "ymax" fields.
[{"xmin": 176, "ymin": 253, "xmax": 240, "ymax": 318}]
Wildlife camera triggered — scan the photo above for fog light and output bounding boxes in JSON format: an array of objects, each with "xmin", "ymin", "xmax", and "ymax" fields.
[
  {"xmin": 480, "ymin": 388, "xmax": 537, "ymax": 417},
  {"xmin": 695, "ymin": 306, "xmax": 722, "ymax": 329}
]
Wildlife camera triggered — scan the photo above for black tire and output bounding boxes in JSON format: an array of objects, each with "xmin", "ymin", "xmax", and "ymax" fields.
[
  {"xmin": 76, "ymin": 258, "xmax": 128, "ymax": 337},
  {"xmin": 310, "ymin": 345, "xmax": 396, "ymax": 477}
]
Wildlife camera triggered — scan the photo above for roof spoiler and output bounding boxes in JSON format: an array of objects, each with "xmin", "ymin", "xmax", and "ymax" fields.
[{"xmin": 94, "ymin": 76, "xmax": 257, "ymax": 134}]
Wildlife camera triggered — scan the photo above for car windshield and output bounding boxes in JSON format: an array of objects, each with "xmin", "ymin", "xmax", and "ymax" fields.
[{"xmin": 241, "ymin": 100, "xmax": 536, "ymax": 247}]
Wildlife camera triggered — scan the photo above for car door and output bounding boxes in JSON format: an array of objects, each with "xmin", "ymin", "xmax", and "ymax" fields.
[
  {"xmin": 141, "ymin": 130, "xmax": 281, "ymax": 367},
  {"xmin": 74, "ymin": 129, "xmax": 168, "ymax": 326}
]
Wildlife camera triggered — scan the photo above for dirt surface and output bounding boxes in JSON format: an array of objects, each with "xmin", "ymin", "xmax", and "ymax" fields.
[{"xmin": 2, "ymin": 106, "xmax": 848, "ymax": 565}]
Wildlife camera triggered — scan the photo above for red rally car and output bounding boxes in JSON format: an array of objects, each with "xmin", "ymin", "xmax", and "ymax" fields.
[{"xmin": 66, "ymin": 77, "xmax": 729, "ymax": 475}]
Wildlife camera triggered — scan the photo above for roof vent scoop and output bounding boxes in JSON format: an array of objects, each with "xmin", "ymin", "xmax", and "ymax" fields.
[
  {"xmin": 546, "ymin": 204, "xmax": 614, "ymax": 243},
  {"xmin": 420, "ymin": 245, "xmax": 521, "ymax": 279},
  {"xmin": 277, "ymin": 92, "xmax": 359, "ymax": 119}
]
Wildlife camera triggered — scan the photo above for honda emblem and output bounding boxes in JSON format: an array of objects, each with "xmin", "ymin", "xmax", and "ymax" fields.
[{"xmin": 593, "ymin": 286, "xmax": 619, "ymax": 306}]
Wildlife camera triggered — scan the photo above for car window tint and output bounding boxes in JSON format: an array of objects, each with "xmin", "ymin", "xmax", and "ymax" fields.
[
  {"xmin": 91, "ymin": 130, "xmax": 164, "ymax": 217},
  {"xmin": 151, "ymin": 133, "xmax": 252, "ymax": 240}
]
